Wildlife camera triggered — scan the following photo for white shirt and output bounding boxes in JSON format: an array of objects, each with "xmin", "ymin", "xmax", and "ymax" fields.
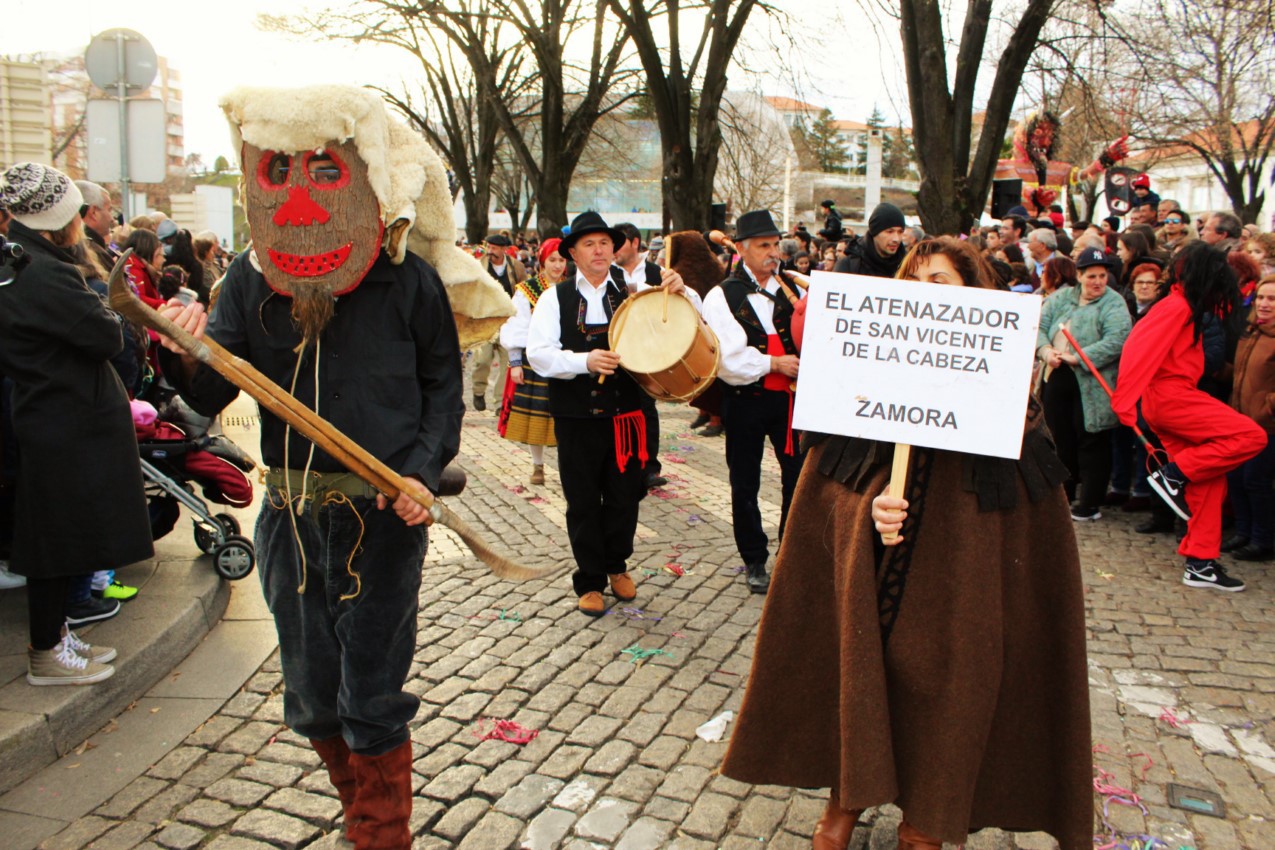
[
  {"xmin": 614, "ymin": 255, "xmax": 652, "ymax": 290},
  {"xmin": 527, "ymin": 270, "xmax": 702, "ymax": 379},
  {"xmin": 702, "ymin": 265, "xmax": 786, "ymax": 385},
  {"xmin": 499, "ymin": 287, "xmax": 534, "ymax": 362}
]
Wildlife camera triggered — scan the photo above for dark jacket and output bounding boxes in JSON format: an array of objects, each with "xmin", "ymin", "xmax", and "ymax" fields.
[
  {"xmin": 834, "ymin": 236, "xmax": 903, "ymax": 278},
  {"xmin": 0, "ymin": 222, "xmax": 152, "ymax": 577},
  {"xmin": 166, "ymin": 249, "xmax": 463, "ymax": 493}
]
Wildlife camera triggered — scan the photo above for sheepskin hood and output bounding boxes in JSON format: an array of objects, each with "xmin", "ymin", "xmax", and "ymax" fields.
[{"xmin": 220, "ymin": 85, "xmax": 512, "ymax": 348}]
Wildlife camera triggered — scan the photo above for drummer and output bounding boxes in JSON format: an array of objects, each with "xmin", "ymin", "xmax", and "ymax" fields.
[
  {"xmin": 526, "ymin": 211, "xmax": 698, "ymax": 616},
  {"xmin": 701, "ymin": 209, "xmax": 806, "ymax": 594}
]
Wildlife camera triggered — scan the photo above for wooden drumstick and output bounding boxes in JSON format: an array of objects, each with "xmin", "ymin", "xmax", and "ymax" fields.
[
  {"xmin": 661, "ymin": 235, "xmax": 676, "ymax": 323},
  {"xmin": 880, "ymin": 443, "xmax": 912, "ymax": 542}
]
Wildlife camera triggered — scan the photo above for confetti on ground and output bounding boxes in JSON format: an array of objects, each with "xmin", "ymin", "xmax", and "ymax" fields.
[
  {"xmin": 723, "ymin": 565, "xmax": 746, "ymax": 575},
  {"xmin": 467, "ymin": 610, "xmax": 522, "ymax": 623},
  {"xmin": 529, "ymin": 496, "xmax": 547, "ymax": 504},
  {"xmin": 621, "ymin": 644, "xmax": 675, "ymax": 664},
  {"xmin": 1095, "ymin": 568, "xmax": 1114, "ymax": 579},
  {"xmin": 506, "ymin": 484, "xmax": 527, "ymax": 494},
  {"xmin": 471, "ymin": 718, "xmax": 539, "ymax": 745},
  {"xmin": 1159, "ymin": 707, "xmax": 1191, "ymax": 728},
  {"xmin": 651, "ymin": 488, "xmax": 681, "ymax": 500},
  {"xmin": 663, "ymin": 563, "xmax": 685, "ymax": 577},
  {"xmin": 664, "ymin": 455, "xmax": 687, "ymax": 464},
  {"xmin": 641, "ymin": 569, "xmax": 659, "ymax": 576},
  {"xmin": 608, "ymin": 606, "xmax": 663, "ymax": 622},
  {"xmin": 687, "ymin": 514, "xmax": 703, "ymax": 526}
]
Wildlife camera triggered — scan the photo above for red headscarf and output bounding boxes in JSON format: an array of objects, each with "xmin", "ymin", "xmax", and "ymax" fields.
[{"xmin": 539, "ymin": 238, "xmax": 562, "ymax": 267}]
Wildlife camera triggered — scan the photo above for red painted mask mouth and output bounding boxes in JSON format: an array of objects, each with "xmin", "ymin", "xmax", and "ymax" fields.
[{"xmin": 267, "ymin": 243, "xmax": 353, "ymax": 277}]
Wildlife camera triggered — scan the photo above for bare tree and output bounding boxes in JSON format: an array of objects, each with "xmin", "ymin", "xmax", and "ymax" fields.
[
  {"xmin": 715, "ymin": 91, "xmax": 792, "ymax": 214},
  {"xmin": 1121, "ymin": 0, "xmax": 1275, "ymax": 224},
  {"xmin": 894, "ymin": 0, "xmax": 1059, "ymax": 234},
  {"xmin": 263, "ymin": 8, "xmax": 529, "ymax": 244},
  {"xmin": 606, "ymin": 0, "xmax": 763, "ymax": 230},
  {"xmin": 400, "ymin": 0, "xmax": 639, "ymax": 236}
]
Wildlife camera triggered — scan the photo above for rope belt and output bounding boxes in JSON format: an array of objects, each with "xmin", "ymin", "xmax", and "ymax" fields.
[{"xmin": 263, "ymin": 468, "xmax": 380, "ymax": 505}]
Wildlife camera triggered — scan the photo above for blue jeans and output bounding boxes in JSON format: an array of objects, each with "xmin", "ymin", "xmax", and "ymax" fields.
[
  {"xmin": 1227, "ymin": 437, "xmax": 1275, "ymax": 548},
  {"xmin": 257, "ymin": 488, "xmax": 427, "ymax": 755}
]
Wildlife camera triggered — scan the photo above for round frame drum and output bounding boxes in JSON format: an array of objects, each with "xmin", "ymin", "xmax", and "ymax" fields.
[{"xmin": 610, "ymin": 288, "xmax": 720, "ymax": 402}]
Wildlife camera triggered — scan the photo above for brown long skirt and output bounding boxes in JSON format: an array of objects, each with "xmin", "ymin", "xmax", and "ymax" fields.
[{"xmin": 720, "ymin": 443, "xmax": 1093, "ymax": 849}]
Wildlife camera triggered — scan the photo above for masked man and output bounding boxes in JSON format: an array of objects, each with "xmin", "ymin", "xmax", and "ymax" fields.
[{"xmin": 158, "ymin": 85, "xmax": 510, "ymax": 850}]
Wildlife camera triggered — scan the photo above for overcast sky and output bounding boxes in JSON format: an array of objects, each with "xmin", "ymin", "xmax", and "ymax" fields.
[{"xmin": 3, "ymin": 0, "xmax": 918, "ymax": 164}]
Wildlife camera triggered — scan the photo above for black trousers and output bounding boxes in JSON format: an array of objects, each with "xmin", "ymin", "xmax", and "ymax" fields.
[
  {"xmin": 722, "ymin": 389, "xmax": 805, "ymax": 565},
  {"xmin": 28, "ymin": 575, "xmax": 71, "ymax": 650},
  {"xmin": 640, "ymin": 394, "xmax": 661, "ymax": 476},
  {"xmin": 555, "ymin": 416, "xmax": 647, "ymax": 595},
  {"xmin": 1042, "ymin": 365, "xmax": 1112, "ymax": 511}
]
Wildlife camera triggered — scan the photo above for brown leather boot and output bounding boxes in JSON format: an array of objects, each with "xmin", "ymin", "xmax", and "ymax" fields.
[
  {"xmin": 897, "ymin": 821, "xmax": 948, "ymax": 850},
  {"xmin": 346, "ymin": 741, "xmax": 414, "ymax": 850},
  {"xmin": 811, "ymin": 789, "xmax": 862, "ymax": 850},
  {"xmin": 311, "ymin": 736, "xmax": 356, "ymax": 818}
]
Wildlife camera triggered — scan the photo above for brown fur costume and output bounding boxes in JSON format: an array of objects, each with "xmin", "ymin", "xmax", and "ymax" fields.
[
  {"xmin": 720, "ymin": 403, "xmax": 1094, "ymax": 849},
  {"xmin": 668, "ymin": 230, "xmax": 728, "ymax": 300}
]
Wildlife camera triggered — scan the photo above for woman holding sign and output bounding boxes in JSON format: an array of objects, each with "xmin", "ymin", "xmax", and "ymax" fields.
[{"xmin": 721, "ymin": 238, "xmax": 1092, "ymax": 850}]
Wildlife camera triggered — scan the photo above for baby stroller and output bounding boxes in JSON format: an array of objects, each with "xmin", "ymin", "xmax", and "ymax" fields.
[{"xmin": 137, "ymin": 411, "xmax": 257, "ymax": 580}]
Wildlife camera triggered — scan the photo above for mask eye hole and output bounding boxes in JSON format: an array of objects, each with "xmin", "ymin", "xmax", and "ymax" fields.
[
  {"xmin": 256, "ymin": 151, "xmax": 291, "ymax": 190},
  {"xmin": 304, "ymin": 150, "xmax": 350, "ymax": 190}
]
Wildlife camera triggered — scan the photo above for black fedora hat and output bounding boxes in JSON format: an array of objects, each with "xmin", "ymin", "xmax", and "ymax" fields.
[
  {"xmin": 734, "ymin": 209, "xmax": 781, "ymax": 242},
  {"xmin": 559, "ymin": 211, "xmax": 625, "ymax": 258}
]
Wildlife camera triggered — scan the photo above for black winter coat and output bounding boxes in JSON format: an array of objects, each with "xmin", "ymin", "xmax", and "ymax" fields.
[{"xmin": 0, "ymin": 223, "xmax": 152, "ymax": 577}]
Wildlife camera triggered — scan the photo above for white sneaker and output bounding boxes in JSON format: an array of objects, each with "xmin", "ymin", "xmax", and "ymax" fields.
[
  {"xmin": 0, "ymin": 561, "xmax": 26, "ymax": 590},
  {"xmin": 27, "ymin": 639, "xmax": 114, "ymax": 686},
  {"xmin": 62, "ymin": 628, "xmax": 117, "ymax": 663}
]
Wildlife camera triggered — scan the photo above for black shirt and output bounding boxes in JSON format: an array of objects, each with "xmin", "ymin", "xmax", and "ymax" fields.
[{"xmin": 165, "ymin": 249, "xmax": 463, "ymax": 493}]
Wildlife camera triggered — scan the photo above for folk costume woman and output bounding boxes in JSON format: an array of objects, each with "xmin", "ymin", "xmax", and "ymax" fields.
[
  {"xmin": 498, "ymin": 238, "xmax": 562, "ymax": 484},
  {"xmin": 720, "ymin": 237, "xmax": 1093, "ymax": 850},
  {"xmin": 1111, "ymin": 243, "xmax": 1267, "ymax": 591}
]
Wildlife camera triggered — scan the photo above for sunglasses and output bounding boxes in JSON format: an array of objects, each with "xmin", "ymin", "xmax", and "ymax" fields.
[{"xmin": 1163, "ymin": 218, "xmax": 1184, "ymax": 224}]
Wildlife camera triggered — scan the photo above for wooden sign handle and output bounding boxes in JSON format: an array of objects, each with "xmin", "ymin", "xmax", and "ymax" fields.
[{"xmin": 880, "ymin": 443, "xmax": 912, "ymax": 542}]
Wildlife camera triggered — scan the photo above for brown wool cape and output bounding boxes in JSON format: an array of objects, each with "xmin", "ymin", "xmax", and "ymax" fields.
[{"xmin": 720, "ymin": 406, "xmax": 1094, "ymax": 849}]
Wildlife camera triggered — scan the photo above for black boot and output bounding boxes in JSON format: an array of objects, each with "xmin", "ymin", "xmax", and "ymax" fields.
[{"xmin": 745, "ymin": 561, "xmax": 769, "ymax": 594}]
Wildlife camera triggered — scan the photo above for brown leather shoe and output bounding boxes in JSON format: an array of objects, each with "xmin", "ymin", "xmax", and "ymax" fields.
[
  {"xmin": 578, "ymin": 591, "xmax": 606, "ymax": 616},
  {"xmin": 530, "ymin": 465, "xmax": 545, "ymax": 485},
  {"xmin": 897, "ymin": 821, "xmax": 947, "ymax": 850},
  {"xmin": 811, "ymin": 790, "xmax": 862, "ymax": 850},
  {"xmin": 609, "ymin": 572, "xmax": 637, "ymax": 601}
]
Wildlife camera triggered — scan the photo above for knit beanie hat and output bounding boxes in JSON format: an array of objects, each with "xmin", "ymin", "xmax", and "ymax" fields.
[
  {"xmin": 867, "ymin": 203, "xmax": 906, "ymax": 237},
  {"xmin": 0, "ymin": 163, "xmax": 83, "ymax": 231}
]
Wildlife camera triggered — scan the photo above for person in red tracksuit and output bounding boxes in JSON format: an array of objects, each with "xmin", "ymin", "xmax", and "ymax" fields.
[{"xmin": 1111, "ymin": 242, "xmax": 1267, "ymax": 591}]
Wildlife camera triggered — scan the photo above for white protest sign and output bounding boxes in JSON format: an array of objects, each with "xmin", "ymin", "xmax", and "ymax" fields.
[{"xmin": 792, "ymin": 271, "xmax": 1042, "ymax": 459}]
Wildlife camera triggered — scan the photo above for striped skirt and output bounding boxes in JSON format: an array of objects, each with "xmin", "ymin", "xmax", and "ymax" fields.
[{"xmin": 498, "ymin": 366, "xmax": 557, "ymax": 447}]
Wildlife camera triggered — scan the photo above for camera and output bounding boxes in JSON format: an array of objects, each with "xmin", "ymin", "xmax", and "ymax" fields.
[{"xmin": 0, "ymin": 237, "xmax": 29, "ymax": 286}]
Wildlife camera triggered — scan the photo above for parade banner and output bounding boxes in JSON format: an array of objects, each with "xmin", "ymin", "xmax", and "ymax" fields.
[{"xmin": 792, "ymin": 271, "xmax": 1042, "ymax": 459}]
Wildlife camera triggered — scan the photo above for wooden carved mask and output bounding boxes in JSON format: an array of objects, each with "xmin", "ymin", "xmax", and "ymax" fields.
[{"xmin": 243, "ymin": 139, "xmax": 384, "ymax": 343}]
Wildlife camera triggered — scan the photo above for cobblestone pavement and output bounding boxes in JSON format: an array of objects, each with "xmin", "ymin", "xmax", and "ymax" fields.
[{"xmin": 31, "ymin": 397, "xmax": 1275, "ymax": 850}]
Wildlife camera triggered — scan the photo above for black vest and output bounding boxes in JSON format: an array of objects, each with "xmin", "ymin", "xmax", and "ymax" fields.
[
  {"xmin": 720, "ymin": 274, "xmax": 797, "ymax": 391},
  {"xmin": 548, "ymin": 270, "xmax": 645, "ymax": 418},
  {"xmin": 488, "ymin": 259, "xmax": 513, "ymax": 296}
]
